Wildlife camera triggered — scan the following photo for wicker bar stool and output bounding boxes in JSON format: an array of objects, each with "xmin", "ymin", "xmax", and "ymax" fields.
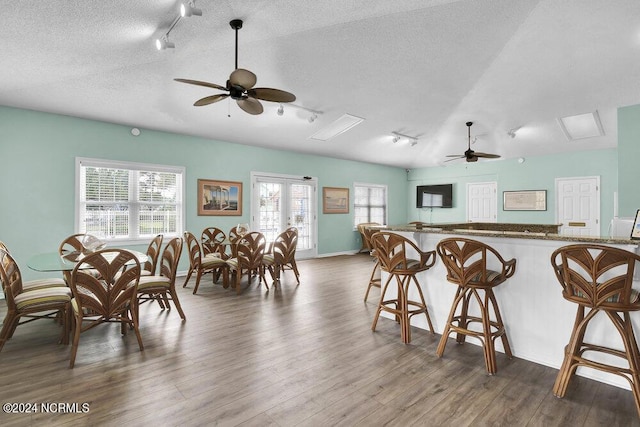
[
  {"xmin": 370, "ymin": 232, "xmax": 436, "ymax": 344},
  {"xmin": 436, "ymin": 238, "xmax": 516, "ymax": 374},
  {"xmin": 551, "ymin": 244, "xmax": 640, "ymax": 417}
]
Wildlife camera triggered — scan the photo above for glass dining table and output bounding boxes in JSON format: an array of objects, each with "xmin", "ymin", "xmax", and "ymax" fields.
[{"xmin": 27, "ymin": 250, "xmax": 148, "ymax": 276}]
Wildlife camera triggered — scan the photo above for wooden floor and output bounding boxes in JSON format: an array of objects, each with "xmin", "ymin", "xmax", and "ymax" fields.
[{"xmin": 0, "ymin": 254, "xmax": 639, "ymax": 426}]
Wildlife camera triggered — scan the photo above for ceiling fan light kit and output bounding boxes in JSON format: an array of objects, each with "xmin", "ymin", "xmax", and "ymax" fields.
[
  {"xmin": 174, "ymin": 19, "xmax": 296, "ymax": 115},
  {"xmin": 445, "ymin": 121, "xmax": 501, "ymax": 163}
]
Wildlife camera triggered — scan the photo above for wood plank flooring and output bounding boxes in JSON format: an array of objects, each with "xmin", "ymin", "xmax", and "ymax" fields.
[{"xmin": 0, "ymin": 253, "xmax": 639, "ymax": 426}]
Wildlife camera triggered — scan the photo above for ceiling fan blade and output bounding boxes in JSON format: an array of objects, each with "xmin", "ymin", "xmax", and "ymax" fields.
[
  {"xmin": 473, "ymin": 152, "xmax": 501, "ymax": 159},
  {"xmin": 237, "ymin": 97, "xmax": 263, "ymax": 115},
  {"xmin": 249, "ymin": 87, "xmax": 296, "ymax": 103},
  {"xmin": 194, "ymin": 94, "xmax": 229, "ymax": 106},
  {"xmin": 174, "ymin": 78, "xmax": 227, "ymax": 91},
  {"xmin": 229, "ymin": 69, "xmax": 257, "ymax": 89},
  {"xmin": 446, "ymin": 154, "xmax": 465, "ymax": 158},
  {"xmin": 444, "ymin": 157, "xmax": 464, "ymax": 163}
]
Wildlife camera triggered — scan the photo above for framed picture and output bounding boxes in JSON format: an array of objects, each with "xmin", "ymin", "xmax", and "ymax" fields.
[
  {"xmin": 503, "ymin": 190, "xmax": 547, "ymax": 211},
  {"xmin": 631, "ymin": 209, "xmax": 640, "ymax": 240},
  {"xmin": 198, "ymin": 179, "xmax": 242, "ymax": 216},
  {"xmin": 323, "ymin": 187, "xmax": 349, "ymax": 214}
]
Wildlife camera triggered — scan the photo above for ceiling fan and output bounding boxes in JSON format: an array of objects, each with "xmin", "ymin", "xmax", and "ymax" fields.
[
  {"xmin": 174, "ymin": 19, "xmax": 296, "ymax": 115},
  {"xmin": 445, "ymin": 121, "xmax": 501, "ymax": 162}
]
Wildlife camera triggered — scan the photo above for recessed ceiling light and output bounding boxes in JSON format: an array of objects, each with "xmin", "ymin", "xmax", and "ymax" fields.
[
  {"xmin": 557, "ymin": 111, "xmax": 604, "ymax": 140},
  {"xmin": 309, "ymin": 114, "xmax": 364, "ymax": 141}
]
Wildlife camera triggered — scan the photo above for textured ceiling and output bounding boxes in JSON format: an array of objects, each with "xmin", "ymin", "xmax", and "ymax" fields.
[{"xmin": 1, "ymin": 0, "xmax": 639, "ymax": 168}]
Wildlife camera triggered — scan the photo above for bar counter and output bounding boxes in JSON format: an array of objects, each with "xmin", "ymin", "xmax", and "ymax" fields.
[{"xmin": 376, "ymin": 223, "xmax": 638, "ymax": 389}]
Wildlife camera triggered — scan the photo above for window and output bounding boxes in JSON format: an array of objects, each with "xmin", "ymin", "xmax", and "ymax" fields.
[
  {"xmin": 76, "ymin": 158, "xmax": 185, "ymax": 243},
  {"xmin": 353, "ymin": 183, "xmax": 387, "ymax": 226}
]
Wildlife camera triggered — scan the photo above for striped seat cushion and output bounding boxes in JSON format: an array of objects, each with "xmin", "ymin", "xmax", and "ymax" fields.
[
  {"xmin": 14, "ymin": 287, "xmax": 71, "ymax": 310},
  {"xmin": 137, "ymin": 275, "xmax": 171, "ymax": 291},
  {"xmin": 23, "ymin": 277, "xmax": 67, "ymax": 292},
  {"xmin": 262, "ymin": 254, "xmax": 275, "ymax": 266},
  {"xmin": 573, "ymin": 287, "xmax": 640, "ymax": 303},
  {"xmin": 202, "ymin": 257, "xmax": 227, "ymax": 269},
  {"xmin": 470, "ymin": 270, "xmax": 502, "ymax": 283},
  {"xmin": 226, "ymin": 258, "xmax": 239, "ymax": 270},
  {"xmin": 390, "ymin": 259, "xmax": 422, "ymax": 271}
]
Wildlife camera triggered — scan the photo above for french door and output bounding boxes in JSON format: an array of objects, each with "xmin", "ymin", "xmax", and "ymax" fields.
[{"xmin": 250, "ymin": 172, "xmax": 317, "ymax": 259}]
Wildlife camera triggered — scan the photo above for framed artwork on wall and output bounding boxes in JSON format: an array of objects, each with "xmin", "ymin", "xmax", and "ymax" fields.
[
  {"xmin": 198, "ymin": 179, "xmax": 242, "ymax": 216},
  {"xmin": 503, "ymin": 190, "xmax": 547, "ymax": 211},
  {"xmin": 323, "ymin": 187, "xmax": 349, "ymax": 214}
]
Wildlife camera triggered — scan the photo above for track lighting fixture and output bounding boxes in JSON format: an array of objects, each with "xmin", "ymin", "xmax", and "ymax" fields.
[
  {"xmin": 155, "ymin": 35, "xmax": 175, "ymax": 50},
  {"xmin": 155, "ymin": 1, "xmax": 202, "ymax": 51},
  {"xmin": 277, "ymin": 103, "xmax": 322, "ymax": 123},
  {"xmin": 391, "ymin": 131, "xmax": 418, "ymax": 146},
  {"xmin": 180, "ymin": 1, "xmax": 202, "ymax": 17}
]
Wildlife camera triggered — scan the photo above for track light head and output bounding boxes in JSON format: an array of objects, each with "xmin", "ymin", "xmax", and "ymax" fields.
[
  {"xmin": 155, "ymin": 36, "xmax": 175, "ymax": 50},
  {"xmin": 277, "ymin": 104, "xmax": 284, "ymax": 116},
  {"xmin": 308, "ymin": 113, "xmax": 317, "ymax": 123},
  {"xmin": 392, "ymin": 135, "xmax": 400, "ymax": 143},
  {"xmin": 180, "ymin": 1, "xmax": 202, "ymax": 17}
]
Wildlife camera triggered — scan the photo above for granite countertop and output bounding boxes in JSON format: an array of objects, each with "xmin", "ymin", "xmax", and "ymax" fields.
[{"xmin": 381, "ymin": 224, "xmax": 638, "ymax": 245}]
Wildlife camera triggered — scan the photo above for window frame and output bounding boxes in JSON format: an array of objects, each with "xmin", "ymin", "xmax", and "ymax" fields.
[
  {"xmin": 75, "ymin": 157, "xmax": 185, "ymax": 245},
  {"xmin": 353, "ymin": 182, "xmax": 388, "ymax": 227}
]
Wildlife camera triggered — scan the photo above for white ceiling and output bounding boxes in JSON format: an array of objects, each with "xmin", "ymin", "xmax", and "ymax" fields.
[{"xmin": 1, "ymin": 0, "xmax": 639, "ymax": 168}]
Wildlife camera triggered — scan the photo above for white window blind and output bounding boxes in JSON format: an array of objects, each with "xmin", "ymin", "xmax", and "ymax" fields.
[
  {"xmin": 76, "ymin": 158, "xmax": 185, "ymax": 243},
  {"xmin": 354, "ymin": 183, "xmax": 387, "ymax": 226}
]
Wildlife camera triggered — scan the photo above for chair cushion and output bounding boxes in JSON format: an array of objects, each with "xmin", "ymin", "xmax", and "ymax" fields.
[
  {"xmin": 23, "ymin": 277, "xmax": 67, "ymax": 292},
  {"xmin": 573, "ymin": 287, "xmax": 640, "ymax": 304},
  {"xmin": 202, "ymin": 257, "xmax": 226, "ymax": 268},
  {"xmin": 470, "ymin": 269, "xmax": 502, "ymax": 284},
  {"xmin": 226, "ymin": 258, "xmax": 239, "ymax": 270},
  {"xmin": 14, "ymin": 287, "xmax": 71, "ymax": 310},
  {"xmin": 137, "ymin": 275, "xmax": 171, "ymax": 291},
  {"xmin": 262, "ymin": 254, "xmax": 275, "ymax": 266}
]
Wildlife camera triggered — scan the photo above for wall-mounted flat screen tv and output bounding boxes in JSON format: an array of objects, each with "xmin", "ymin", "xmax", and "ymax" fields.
[{"xmin": 416, "ymin": 184, "xmax": 453, "ymax": 208}]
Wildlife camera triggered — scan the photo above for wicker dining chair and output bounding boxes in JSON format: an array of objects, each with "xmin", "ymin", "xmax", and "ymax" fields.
[
  {"xmin": 183, "ymin": 231, "xmax": 227, "ymax": 294},
  {"xmin": 136, "ymin": 237, "xmax": 186, "ymax": 321},
  {"xmin": 0, "ymin": 250, "xmax": 72, "ymax": 352},
  {"xmin": 226, "ymin": 231, "xmax": 270, "ymax": 294},
  {"xmin": 264, "ymin": 227, "xmax": 300, "ymax": 285},
  {"xmin": 201, "ymin": 227, "xmax": 228, "ymax": 259},
  {"xmin": 68, "ymin": 249, "xmax": 143, "ymax": 368},
  {"xmin": 141, "ymin": 234, "xmax": 163, "ymax": 276}
]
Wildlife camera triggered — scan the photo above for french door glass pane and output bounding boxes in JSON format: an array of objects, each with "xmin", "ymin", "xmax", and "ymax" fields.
[
  {"xmin": 289, "ymin": 184, "xmax": 312, "ymax": 250},
  {"xmin": 258, "ymin": 182, "xmax": 282, "ymax": 243}
]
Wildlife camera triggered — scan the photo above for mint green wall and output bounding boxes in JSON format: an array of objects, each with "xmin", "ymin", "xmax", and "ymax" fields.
[
  {"xmin": 618, "ymin": 104, "xmax": 640, "ymax": 217},
  {"xmin": 407, "ymin": 149, "xmax": 618, "ymax": 235},
  {"xmin": 0, "ymin": 106, "xmax": 407, "ymax": 281}
]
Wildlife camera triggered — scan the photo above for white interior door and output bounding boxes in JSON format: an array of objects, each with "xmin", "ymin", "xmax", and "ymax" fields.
[
  {"xmin": 467, "ymin": 182, "xmax": 497, "ymax": 223},
  {"xmin": 556, "ymin": 176, "xmax": 600, "ymax": 236},
  {"xmin": 251, "ymin": 173, "xmax": 317, "ymax": 259}
]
